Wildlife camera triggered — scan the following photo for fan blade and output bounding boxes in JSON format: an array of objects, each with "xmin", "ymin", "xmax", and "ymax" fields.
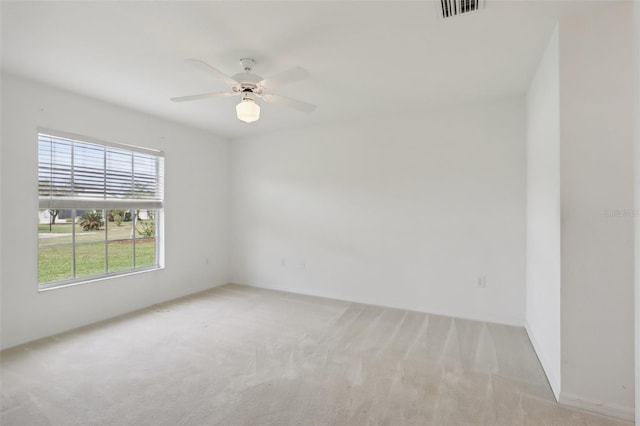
[
  {"xmin": 259, "ymin": 66, "xmax": 310, "ymax": 89},
  {"xmin": 259, "ymin": 93, "xmax": 316, "ymax": 113},
  {"xmin": 185, "ymin": 59, "xmax": 238, "ymax": 87},
  {"xmin": 170, "ymin": 92, "xmax": 238, "ymax": 102}
]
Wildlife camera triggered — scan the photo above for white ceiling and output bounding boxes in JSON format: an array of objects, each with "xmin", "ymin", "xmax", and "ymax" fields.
[{"xmin": 1, "ymin": 1, "xmax": 605, "ymax": 140}]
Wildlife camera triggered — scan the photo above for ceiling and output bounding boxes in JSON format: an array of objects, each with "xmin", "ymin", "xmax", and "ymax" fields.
[{"xmin": 1, "ymin": 1, "xmax": 606, "ymax": 140}]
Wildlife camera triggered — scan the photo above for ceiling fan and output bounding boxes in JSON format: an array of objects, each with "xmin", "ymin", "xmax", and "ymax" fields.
[{"xmin": 170, "ymin": 58, "xmax": 316, "ymax": 123}]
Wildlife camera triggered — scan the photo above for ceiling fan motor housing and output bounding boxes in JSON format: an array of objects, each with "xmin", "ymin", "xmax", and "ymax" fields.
[{"xmin": 233, "ymin": 58, "xmax": 263, "ymax": 93}]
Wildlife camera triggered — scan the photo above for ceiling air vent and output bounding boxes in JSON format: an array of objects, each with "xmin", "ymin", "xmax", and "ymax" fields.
[{"xmin": 441, "ymin": 0, "xmax": 484, "ymax": 18}]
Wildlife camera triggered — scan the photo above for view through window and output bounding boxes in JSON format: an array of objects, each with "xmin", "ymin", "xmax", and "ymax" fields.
[{"xmin": 38, "ymin": 131, "xmax": 164, "ymax": 289}]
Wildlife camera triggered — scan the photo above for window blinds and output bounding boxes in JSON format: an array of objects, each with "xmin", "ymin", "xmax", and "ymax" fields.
[{"xmin": 38, "ymin": 131, "xmax": 164, "ymax": 210}]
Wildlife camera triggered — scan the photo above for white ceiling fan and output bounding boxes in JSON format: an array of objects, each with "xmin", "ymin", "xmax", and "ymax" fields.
[{"xmin": 171, "ymin": 58, "xmax": 316, "ymax": 123}]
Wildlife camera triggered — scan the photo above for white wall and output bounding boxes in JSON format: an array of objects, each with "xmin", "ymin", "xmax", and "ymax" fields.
[
  {"xmin": 558, "ymin": 3, "xmax": 635, "ymax": 420},
  {"xmin": 0, "ymin": 74, "xmax": 230, "ymax": 349},
  {"xmin": 230, "ymin": 98, "xmax": 526, "ymax": 325},
  {"xmin": 525, "ymin": 25, "xmax": 561, "ymax": 400},
  {"xmin": 634, "ymin": 1, "xmax": 640, "ymax": 423}
]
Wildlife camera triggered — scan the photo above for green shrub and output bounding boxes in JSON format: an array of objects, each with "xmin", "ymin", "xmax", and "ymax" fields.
[
  {"xmin": 137, "ymin": 220, "xmax": 155, "ymax": 238},
  {"xmin": 79, "ymin": 211, "xmax": 104, "ymax": 231},
  {"xmin": 108, "ymin": 210, "xmax": 126, "ymax": 226}
]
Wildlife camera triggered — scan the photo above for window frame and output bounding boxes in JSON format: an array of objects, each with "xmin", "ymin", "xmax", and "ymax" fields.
[{"xmin": 37, "ymin": 129, "xmax": 164, "ymax": 290}]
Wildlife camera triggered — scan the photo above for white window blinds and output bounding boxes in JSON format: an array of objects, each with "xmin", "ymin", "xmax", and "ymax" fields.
[{"xmin": 38, "ymin": 131, "xmax": 164, "ymax": 210}]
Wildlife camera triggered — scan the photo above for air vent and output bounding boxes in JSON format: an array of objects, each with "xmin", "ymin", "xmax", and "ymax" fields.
[{"xmin": 441, "ymin": 0, "xmax": 484, "ymax": 18}]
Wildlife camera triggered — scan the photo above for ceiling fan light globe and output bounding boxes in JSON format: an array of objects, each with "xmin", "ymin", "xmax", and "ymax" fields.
[{"xmin": 236, "ymin": 99, "xmax": 260, "ymax": 123}]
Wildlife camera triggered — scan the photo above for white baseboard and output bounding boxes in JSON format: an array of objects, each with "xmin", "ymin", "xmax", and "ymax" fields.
[
  {"xmin": 559, "ymin": 392, "xmax": 635, "ymax": 423},
  {"xmin": 232, "ymin": 282, "xmax": 524, "ymax": 327},
  {"xmin": 524, "ymin": 322, "xmax": 560, "ymax": 401}
]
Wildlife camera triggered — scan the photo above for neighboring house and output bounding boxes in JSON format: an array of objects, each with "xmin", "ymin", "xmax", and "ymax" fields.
[{"xmin": 38, "ymin": 209, "xmax": 72, "ymax": 224}]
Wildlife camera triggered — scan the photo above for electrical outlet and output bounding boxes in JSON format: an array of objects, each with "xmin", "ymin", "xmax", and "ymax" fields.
[{"xmin": 477, "ymin": 276, "xmax": 486, "ymax": 288}]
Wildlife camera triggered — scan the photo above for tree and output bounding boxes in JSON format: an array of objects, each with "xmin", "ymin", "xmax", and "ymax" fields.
[
  {"xmin": 128, "ymin": 183, "xmax": 151, "ymax": 237},
  {"xmin": 48, "ymin": 209, "xmax": 59, "ymax": 224},
  {"xmin": 48, "ymin": 209, "xmax": 60, "ymax": 232}
]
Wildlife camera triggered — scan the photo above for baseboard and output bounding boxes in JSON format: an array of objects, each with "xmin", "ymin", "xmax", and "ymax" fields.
[
  {"xmin": 231, "ymin": 282, "xmax": 525, "ymax": 327},
  {"xmin": 558, "ymin": 392, "xmax": 635, "ymax": 423},
  {"xmin": 1, "ymin": 280, "xmax": 230, "ymax": 351},
  {"xmin": 524, "ymin": 322, "xmax": 560, "ymax": 401}
]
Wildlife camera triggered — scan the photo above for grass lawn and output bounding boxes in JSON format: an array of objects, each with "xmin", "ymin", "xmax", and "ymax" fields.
[
  {"xmin": 38, "ymin": 220, "xmax": 156, "ymax": 284},
  {"xmin": 38, "ymin": 220, "xmax": 144, "ymax": 244},
  {"xmin": 38, "ymin": 223, "xmax": 77, "ymax": 233}
]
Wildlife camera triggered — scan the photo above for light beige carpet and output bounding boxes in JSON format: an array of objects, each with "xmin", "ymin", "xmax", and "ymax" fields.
[{"xmin": 0, "ymin": 284, "xmax": 631, "ymax": 425}]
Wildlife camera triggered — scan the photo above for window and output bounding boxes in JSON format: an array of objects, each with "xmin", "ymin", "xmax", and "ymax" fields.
[{"xmin": 38, "ymin": 131, "xmax": 164, "ymax": 289}]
